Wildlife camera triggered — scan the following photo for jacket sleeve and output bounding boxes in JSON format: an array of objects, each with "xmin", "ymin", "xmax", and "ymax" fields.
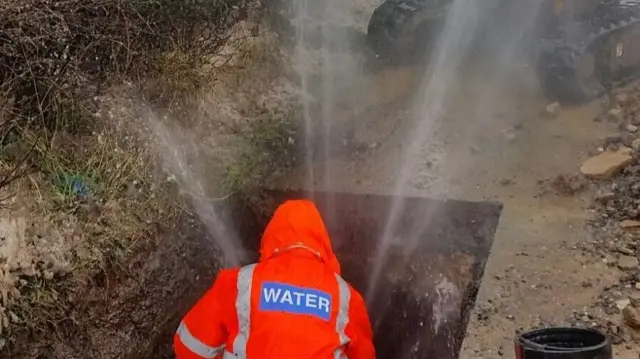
[
  {"xmin": 344, "ymin": 286, "xmax": 376, "ymax": 359},
  {"xmin": 174, "ymin": 268, "xmax": 239, "ymax": 359}
]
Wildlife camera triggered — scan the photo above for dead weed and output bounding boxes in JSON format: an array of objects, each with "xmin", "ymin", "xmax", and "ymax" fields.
[{"xmin": 0, "ymin": 116, "xmax": 179, "ymax": 350}]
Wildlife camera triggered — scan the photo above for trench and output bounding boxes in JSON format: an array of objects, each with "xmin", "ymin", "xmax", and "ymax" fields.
[
  {"xmin": 16, "ymin": 189, "xmax": 501, "ymax": 359},
  {"xmin": 153, "ymin": 189, "xmax": 503, "ymax": 359}
]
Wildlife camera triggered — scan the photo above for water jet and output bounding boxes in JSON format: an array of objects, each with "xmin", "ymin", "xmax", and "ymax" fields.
[{"xmin": 233, "ymin": 188, "xmax": 503, "ymax": 359}]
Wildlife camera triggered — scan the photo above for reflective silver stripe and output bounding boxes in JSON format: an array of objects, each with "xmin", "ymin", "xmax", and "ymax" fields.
[
  {"xmin": 334, "ymin": 274, "xmax": 351, "ymax": 359},
  {"xmin": 231, "ymin": 263, "xmax": 256, "ymax": 359},
  {"xmin": 176, "ymin": 321, "xmax": 225, "ymax": 358}
]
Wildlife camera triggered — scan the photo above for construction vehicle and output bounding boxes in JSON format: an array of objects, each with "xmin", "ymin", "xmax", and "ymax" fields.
[{"xmin": 366, "ymin": 0, "xmax": 640, "ymax": 102}]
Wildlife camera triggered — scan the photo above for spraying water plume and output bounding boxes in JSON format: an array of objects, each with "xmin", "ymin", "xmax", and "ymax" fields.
[
  {"xmin": 367, "ymin": 0, "xmax": 483, "ymax": 300},
  {"xmin": 145, "ymin": 110, "xmax": 248, "ymax": 267}
]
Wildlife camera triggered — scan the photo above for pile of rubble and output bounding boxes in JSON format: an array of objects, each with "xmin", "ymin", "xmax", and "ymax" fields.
[
  {"xmin": 566, "ymin": 284, "xmax": 640, "ymax": 346},
  {"xmin": 568, "ymin": 86, "xmax": 640, "ymax": 346}
]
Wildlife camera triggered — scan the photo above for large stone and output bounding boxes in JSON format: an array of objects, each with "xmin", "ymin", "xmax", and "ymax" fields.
[
  {"xmin": 623, "ymin": 305, "xmax": 640, "ymax": 329},
  {"xmin": 580, "ymin": 147, "xmax": 633, "ymax": 179},
  {"xmin": 618, "ymin": 255, "xmax": 639, "ymax": 270},
  {"xmin": 618, "ymin": 299, "xmax": 631, "ymax": 310},
  {"xmin": 620, "ymin": 220, "xmax": 640, "ymax": 229}
]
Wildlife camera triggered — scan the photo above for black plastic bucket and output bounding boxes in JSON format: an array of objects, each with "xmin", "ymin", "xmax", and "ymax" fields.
[{"xmin": 515, "ymin": 327, "xmax": 612, "ymax": 359}]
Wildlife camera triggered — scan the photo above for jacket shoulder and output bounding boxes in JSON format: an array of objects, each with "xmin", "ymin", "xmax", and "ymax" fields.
[{"xmin": 214, "ymin": 267, "xmax": 241, "ymax": 289}]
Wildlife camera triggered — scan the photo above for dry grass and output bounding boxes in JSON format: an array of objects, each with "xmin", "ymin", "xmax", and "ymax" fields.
[
  {"xmin": 0, "ymin": 0, "xmax": 255, "ymax": 192},
  {"xmin": 0, "ymin": 95, "xmax": 183, "ymax": 351},
  {"xmin": 222, "ymin": 105, "xmax": 300, "ymax": 193},
  {"xmin": 0, "ymin": 0, "xmax": 302, "ymax": 354}
]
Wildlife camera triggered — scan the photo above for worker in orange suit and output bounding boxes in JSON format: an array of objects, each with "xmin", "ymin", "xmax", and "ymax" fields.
[{"xmin": 174, "ymin": 199, "xmax": 376, "ymax": 359}]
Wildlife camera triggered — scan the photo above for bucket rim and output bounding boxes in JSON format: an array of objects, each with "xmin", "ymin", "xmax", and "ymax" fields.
[{"xmin": 514, "ymin": 327, "xmax": 610, "ymax": 354}]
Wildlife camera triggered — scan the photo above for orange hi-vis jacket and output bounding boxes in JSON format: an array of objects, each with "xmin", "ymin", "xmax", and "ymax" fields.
[{"xmin": 174, "ymin": 199, "xmax": 376, "ymax": 359}]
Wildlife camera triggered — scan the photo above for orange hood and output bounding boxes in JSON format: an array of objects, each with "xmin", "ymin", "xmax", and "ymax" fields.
[{"xmin": 259, "ymin": 199, "xmax": 341, "ymax": 274}]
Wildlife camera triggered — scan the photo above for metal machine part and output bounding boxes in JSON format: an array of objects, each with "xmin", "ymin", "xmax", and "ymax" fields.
[
  {"xmin": 366, "ymin": 0, "xmax": 451, "ymax": 63},
  {"xmin": 366, "ymin": 0, "xmax": 640, "ymax": 102},
  {"xmin": 537, "ymin": 0, "xmax": 640, "ymax": 101}
]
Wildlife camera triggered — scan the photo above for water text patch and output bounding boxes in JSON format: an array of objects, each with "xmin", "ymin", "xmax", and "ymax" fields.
[{"xmin": 259, "ymin": 282, "xmax": 332, "ymax": 321}]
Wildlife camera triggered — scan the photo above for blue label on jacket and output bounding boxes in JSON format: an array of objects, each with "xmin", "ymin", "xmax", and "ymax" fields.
[{"xmin": 259, "ymin": 282, "xmax": 332, "ymax": 321}]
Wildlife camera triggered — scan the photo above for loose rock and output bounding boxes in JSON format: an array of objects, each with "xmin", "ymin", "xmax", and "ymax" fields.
[
  {"xmin": 623, "ymin": 305, "xmax": 640, "ymax": 328},
  {"xmin": 618, "ymin": 299, "xmax": 631, "ymax": 310},
  {"xmin": 618, "ymin": 255, "xmax": 639, "ymax": 270},
  {"xmin": 595, "ymin": 191, "xmax": 615, "ymax": 204},
  {"xmin": 545, "ymin": 102, "xmax": 561, "ymax": 118},
  {"xmin": 580, "ymin": 147, "xmax": 633, "ymax": 179},
  {"xmin": 620, "ymin": 220, "xmax": 640, "ymax": 229},
  {"xmin": 617, "ymin": 246, "xmax": 635, "ymax": 255}
]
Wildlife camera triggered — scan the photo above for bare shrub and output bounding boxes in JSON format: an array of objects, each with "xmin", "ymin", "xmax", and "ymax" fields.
[
  {"xmin": 0, "ymin": 0, "xmax": 255, "ymax": 177},
  {"xmin": 0, "ymin": 0, "xmax": 264, "ymax": 353}
]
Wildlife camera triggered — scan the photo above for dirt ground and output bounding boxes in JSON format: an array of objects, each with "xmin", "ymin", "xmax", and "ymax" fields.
[{"xmin": 286, "ymin": 56, "xmax": 639, "ymax": 358}]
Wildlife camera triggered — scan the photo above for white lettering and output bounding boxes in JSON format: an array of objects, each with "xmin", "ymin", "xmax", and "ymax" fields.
[
  {"xmin": 305, "ymin": 293, "xmax": 317, "ymax": 308},
  {"xmin": 281, "ymin": 290, "xmax": 294, "ymax": 305},
  {"xmin": 261, "ymin": 284, "xmax": 332, "ymax": 317},
  {"xmin": 263, "ymin": 288, "xmax": 281, "ymax": 303},
  {"xmin": 318, "ymin": 297, "xmax": 330, "ymax": 313}
]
